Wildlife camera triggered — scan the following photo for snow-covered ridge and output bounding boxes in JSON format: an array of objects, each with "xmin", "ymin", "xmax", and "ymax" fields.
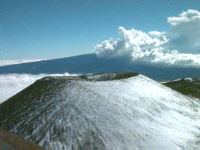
[{"xmin": 0, "ymin": 73, "xmax": 200, "ymax": 149}]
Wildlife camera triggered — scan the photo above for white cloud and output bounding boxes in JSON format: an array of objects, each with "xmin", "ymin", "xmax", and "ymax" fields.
[
  {"xmin": 96, "ymin": 27, "xmax": 167, "ymax": 59},
  {"xmin": 167, "ymin": 9, "xmax": 200, "ymax": 26},
  {"xmin": 95, "ymin": 9, "xmax": 200, "ymax": 68},
  {"xmin": 148, "ymin": 31, "xmax": 166, "ymax": 37},
  {"xmin": 0, "ymin": 59, "xmax": 44, "ymax": 67},
  {"xmin": 0, "ymin": 73, "xmax": 79, "ymax": 104},
  {"xmin": 0, "ymin": 74, "xmax": 44, "ymax": 104},
  {"xmin": 167, "ymin": 9, "xmax": 200, "ymax": 54}
]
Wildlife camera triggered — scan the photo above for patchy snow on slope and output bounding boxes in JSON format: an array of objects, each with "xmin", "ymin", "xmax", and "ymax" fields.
[
  {"xmin": 15, "ymin": 74, "xmax": 199, "ymax": 149},
  {"xmin": 161, "ymin": 78, "xmax": 182, "ymax": 84},
  {"xmin": 185, "ymin": 78, "xmax": 193, "ymax": 81},
  {"xmin": 70, "ymin": 75, "xmax": 200, "ymax": 148}
]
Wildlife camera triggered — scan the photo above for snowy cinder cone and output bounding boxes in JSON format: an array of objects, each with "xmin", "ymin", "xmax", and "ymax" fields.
[{"xmin": 0, "ymin": 72, "xmax": 200, "ymax": 149}]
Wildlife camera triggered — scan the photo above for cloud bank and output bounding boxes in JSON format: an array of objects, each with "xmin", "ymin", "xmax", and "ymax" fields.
[
  {"xmin": 95, "ymin": 9, "xmax": 200, "ymax": 68},
  {"xmin": 0, "ymin": 59, "xmax": 44, "ymax": 67},
  {"xmin": 0, "ymin": 73, "xmax": 78, "ymax": 104}
]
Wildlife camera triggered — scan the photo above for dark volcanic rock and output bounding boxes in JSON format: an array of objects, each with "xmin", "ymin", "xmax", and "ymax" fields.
[{"xmin": 163, "ymin": 78, "xmax": 200, "ymax": 99}]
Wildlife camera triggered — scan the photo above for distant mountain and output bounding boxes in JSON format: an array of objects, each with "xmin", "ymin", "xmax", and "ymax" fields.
[
  {"xmin": 0, "ymin": 53, "xmax": 199, "ymax": 81},
  {"xmin": 163, "ymin": 77, "xmax": 200, "ymax": 99},
  {"xmin": 0, "ymin": 72, "xmax": 200, "ymax": 149}
]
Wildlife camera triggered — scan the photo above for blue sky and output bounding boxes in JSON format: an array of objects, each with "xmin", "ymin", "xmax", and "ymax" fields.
[{"xmin": 1, "ymin": 0, "xmax": 200, "ymax": 60}]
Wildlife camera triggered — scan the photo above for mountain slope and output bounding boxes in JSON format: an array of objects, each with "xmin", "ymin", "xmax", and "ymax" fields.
[
  {"xmin": 0, "ymin": 72, "xmax": 200, "ymax": 149},
  {"xmin": 0, "ymin": 53, "xmax": 200, "ymax": 81}
]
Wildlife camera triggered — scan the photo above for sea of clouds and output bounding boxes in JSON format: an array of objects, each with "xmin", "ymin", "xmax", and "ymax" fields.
[
  {"xmin": 0, "ymin": 73, "xmax": 78, "ymax": 104},
  {"xmin": 0, "ymin": 59, "xmax": 44, "ymax": 67},
  {"xmin": 95, "ymin": 9, "xmax": 200, "ymax": 68},
  {"xmin": 0, "ymin": 60, "xmax": 45, "ymax": 103}
]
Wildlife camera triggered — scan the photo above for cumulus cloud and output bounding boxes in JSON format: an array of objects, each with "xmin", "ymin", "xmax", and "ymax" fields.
[
  {"xmin": 148, "ymin": 31, "xmax": 166, "ymax": 37},
  {"xmin": 95, "ymin": 9, "xmax": 200, "ymax": 68},
  {"xmin": 167, "ymin": 9, "xmax": 200, "ymax": 54},
  {"xmin": 0, "ymin": 73, "xmax": 78, "ymax": 104},
  {"xmin": 96, "ymin": 27, "xmax": 167, "ymax": 59},
  {"xmin": 168, "ymin": 9, "xmax": 200, "ymax": 25}
]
